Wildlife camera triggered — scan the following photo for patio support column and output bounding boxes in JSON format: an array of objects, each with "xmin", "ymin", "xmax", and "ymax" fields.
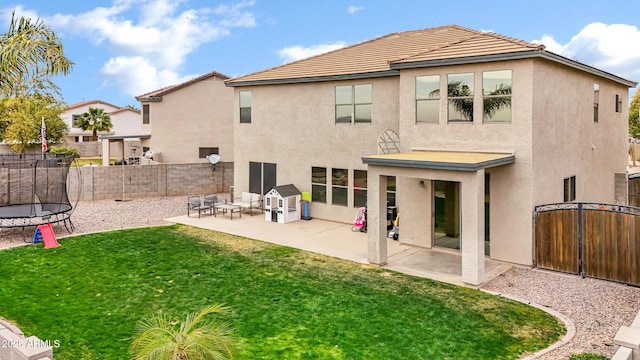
[
  {"xmin": 101, "ymin": 138, "xmax": 111, "ymax": 166},
  {"xmin": 367, "ymin": 172, "xmax": 388, "ymax": 265},
  {"xmin": 461, "ymin": 169, "xmax": 485, "ymax": 285}
]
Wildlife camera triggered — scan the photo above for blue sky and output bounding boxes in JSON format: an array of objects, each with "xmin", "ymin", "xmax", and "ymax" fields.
[{"xmin": 2, "ymin": 0, "xmax": 639, "ymax": 107}]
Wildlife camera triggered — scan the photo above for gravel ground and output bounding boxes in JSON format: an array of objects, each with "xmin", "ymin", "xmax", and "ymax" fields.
[{"xmin": 1, "ymin": 195, "xmax": 639, "ymax": 359}]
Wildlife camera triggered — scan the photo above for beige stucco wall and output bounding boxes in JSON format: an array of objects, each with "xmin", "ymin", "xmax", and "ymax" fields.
[
  {"xmin": 232, "ymin": 77, "xmax": 399, "ymax": 222},
  {"xmin": 231, "ymin": 58, "xmax": 632, "ymax": 268},
  {"xmin": 145, "ymin": 76, "xmax": 234, "ymax": 164},
  {"xmin": 531, "ymin": 60, "xmax": 629, "ymax": 206},
  {"xmin": 397, "ymin": 61, "xmax": 534, "ymax": 265}
]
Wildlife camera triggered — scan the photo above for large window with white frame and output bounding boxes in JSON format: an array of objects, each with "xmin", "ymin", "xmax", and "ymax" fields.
[
  {"xmin": 311, "ymin": 167, "xmax": 327, "ymax": 203},
  {"xmin": 447, "ymin": 73, "xmax": 474, "ymax": 122},
  {"xmin": 353, "ymin": 170, "xmax": 367, "ymax": 207},
  {"xmin": 335, "ymin": 84, "xmax": 372, "ymax": 124},
  {"xmin": 416, "ymin": 75, "xmax": 440, "ymax": 123},
  {"xmin": 331, "ymin": 168, "xmax": 349, "ymax": 206},
  {"xmin": 482, "ymin": 70, "xmax": 512, "ymax": 123}
]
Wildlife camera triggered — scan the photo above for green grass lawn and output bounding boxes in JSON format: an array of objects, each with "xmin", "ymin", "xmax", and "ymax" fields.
[{"xmin": 0, "ymin": 225, "xmax": 564, "ymax": 359}]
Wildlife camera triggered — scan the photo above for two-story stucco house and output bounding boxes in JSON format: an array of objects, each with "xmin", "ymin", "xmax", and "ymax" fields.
[
  {"xmin": 226, "ymin": 25, "xmax": 637, "ymax": 285},
  {"xmin": 135, "ymin": 70, "xmax": 234, "ymax": 164},
  {"xmin": 61, "ymin": 100, "xmax": 143, "ymax": 158}
]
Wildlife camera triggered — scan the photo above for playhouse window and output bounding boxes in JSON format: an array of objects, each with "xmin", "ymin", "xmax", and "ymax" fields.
[
  {"xmin": 335, "ymin": 84, "xmax": 371, "ymax": 124},
  {"xmin": 416, "ymin": 75, "xmax": 440, "ymax": 123},
  {"xmin": 311, "ymin": 167, "xmax": 327, "ymax": 203}
]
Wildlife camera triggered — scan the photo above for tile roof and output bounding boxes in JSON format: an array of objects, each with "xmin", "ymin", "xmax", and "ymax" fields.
[
  {"xmin": 136, "ymin": 70, "xmax": 230, "ymax": 101},
  {"xmin": 66, "ymin": 99, "xmax": 122, "ymax": 110},
  {"xmin": 226, "ymin": 24, "xmax": 636, "ymax": 87}
]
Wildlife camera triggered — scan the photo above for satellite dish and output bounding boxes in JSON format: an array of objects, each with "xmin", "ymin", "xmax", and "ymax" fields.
[
  {"xmin": 143, "ymin": 150, "xmax": 155, "ymax": 159},
  {"xmin": 206, "ymin": 154, "xmax": 220, "ymax": 164},
  {"xmin": 206, "ymin": 154, "xmax": 220, "ymax": 171}
]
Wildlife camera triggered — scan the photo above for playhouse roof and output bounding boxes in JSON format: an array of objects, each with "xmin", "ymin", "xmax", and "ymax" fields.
[{"xmin": 268, "ymin": 184, "xmax": 301, "ymax": 197}]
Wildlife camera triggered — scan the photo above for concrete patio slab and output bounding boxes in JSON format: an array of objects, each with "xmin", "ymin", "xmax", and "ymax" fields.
[{"xmin": 166, "ymin": 213, "xmax": 511, "ymax": 287}]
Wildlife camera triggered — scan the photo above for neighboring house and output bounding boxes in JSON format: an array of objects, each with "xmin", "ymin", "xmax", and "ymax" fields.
[
  {"xmin": 61, "ymin": 100, "xmax": 143, "ymax": 158},
  {"xmin": 226, "ymin": 25, "xmax": 637, "ymax": 285},
  {"xmin": 135, "ymin": 70, "xmax": 234, "ymax": 164}
]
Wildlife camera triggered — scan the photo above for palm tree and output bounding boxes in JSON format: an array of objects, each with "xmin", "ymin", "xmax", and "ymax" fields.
[
  {"xmin": 77, "ymin": 107, "xmax": 113, "ymax": 141},
  {"xmin": 130, "ymin": 304, "xmax": 239, "ymax": 360},
  {"xmin": 0, "ymin": 11, "xmax": 73, "ymax": 96}
]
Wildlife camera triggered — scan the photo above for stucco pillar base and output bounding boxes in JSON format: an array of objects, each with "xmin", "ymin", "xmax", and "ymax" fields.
[
  {"xmin": 461, "ymin": 170, "xmax": 485, "ymax": 286},
  {"xmin": 368, "ymin": 174, "xmax": 388, "ymax": 265}
]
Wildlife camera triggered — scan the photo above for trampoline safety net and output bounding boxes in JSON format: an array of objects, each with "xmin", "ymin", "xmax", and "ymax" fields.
[{"xmin": 0, "ymin": 154, "xmax": 75, "ymax": 229}]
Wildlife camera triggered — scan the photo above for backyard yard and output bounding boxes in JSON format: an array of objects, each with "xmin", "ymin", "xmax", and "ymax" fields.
[{"xmin": 0, "ymin": 225, "xmax": 563, "ymax": 359}]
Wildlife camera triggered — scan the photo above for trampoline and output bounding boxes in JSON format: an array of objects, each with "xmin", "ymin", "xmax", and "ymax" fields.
[{"xmin": 0, "ymin": 154, "xmax": 77, "ymax": 234}]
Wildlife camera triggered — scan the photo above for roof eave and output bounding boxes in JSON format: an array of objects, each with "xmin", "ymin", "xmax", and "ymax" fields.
[
  {"xmin": 135, "ymin": 96, "xmax": 163, "ymax": 102},
  {"xmin": 361, "ymin": 154, "xmax": 515, "ymax": 171},
  {"xmin": 226, "ymin": 70, "xmax": 399, "ymax": 87},
  {"xmin": 390, "ymin": 50, "xmax": 637, "ymax": 88}
]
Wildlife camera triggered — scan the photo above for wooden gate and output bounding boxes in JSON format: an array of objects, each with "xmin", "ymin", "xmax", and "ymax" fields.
[{"xmin": 535, "ymin": 203, "xmax": 640, "ymax": 285}]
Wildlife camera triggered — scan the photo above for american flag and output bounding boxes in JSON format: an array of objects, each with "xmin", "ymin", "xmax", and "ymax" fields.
[{"xmin": 41, "ymin": 117, "xmax": 47, "ymax": 153}]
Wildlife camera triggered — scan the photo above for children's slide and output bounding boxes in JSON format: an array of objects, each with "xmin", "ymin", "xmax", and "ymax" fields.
[{"xmin": 33, "ymin": 223, "xmax": 61, "ymax": 249}]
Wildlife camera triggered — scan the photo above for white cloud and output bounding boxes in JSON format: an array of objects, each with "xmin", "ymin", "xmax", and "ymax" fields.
[
  {"xmin": 347, "ymin": 6, "xmax": 364, "ymax": 15},
  {"xmin": 277, "ymin": 42, "xmax": 347, "ymax": 63},
  {"xmin": 7, "ymin": 0, "xmax": 257, "ymax": 97},
  {"xmin": 533, "ymin": 23, "xmax": 640, "ymax": 82}
]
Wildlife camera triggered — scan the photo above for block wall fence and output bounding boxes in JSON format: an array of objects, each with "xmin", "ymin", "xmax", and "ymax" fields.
[{"xmin": 68, "ymin": 162, "xmax": 233, "ymax": 201}]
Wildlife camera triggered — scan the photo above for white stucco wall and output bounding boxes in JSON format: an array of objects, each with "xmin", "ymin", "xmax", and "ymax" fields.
[{"xmin": 145, "ymin": 76, "xmax": 234, "ymax": 164}]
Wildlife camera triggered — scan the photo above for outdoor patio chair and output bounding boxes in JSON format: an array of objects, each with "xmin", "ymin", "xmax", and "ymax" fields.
[
  {"xmin": 204, "ymin": 194, "xmax": 226, "ymax": 215},
  {"xmin": 187, "ymin": 196, "xmax": 211, "ymax": 218},
  {"xmin": 231, "ymin": 192, "xmax": 262, "ymax": 215}
]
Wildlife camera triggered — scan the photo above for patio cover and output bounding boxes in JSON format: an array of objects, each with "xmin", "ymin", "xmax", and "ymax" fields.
[
  {"xmin": 361, "ymin": 150, "xmax": 515, "ymax": 171},
  {"xmin": 362, "ymin": 150, "xmax": 515, "ymax": 285}
]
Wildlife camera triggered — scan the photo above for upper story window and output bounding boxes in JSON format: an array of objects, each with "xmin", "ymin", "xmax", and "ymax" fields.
[
  {"xmin": 142, "ymin": 104, "xmax": 150, "ymax": 124},
  {"xmin": 447, "ymin": 73, "xmax": 474, "ymax": 122},
  {"xmin": 482, "ymin": 70, "xmax": 512, "ymax": 123},
  {"xmin": 335, "ymin": 84, "xmax": 372, "ymax": 124},
  {"xmin": 616, "ymin": 94, "xmax": 623, "ymax": 113},
  {"xmin": 415, "ymin": 75, "xmax": 440, "ymax": 123},
  {"xmin": 239, "ymin": 91, "xmax": 252, "ymax": 123},
  {"xmin": 72, "ymin": 115, "xmax": 81, "ymax": 128},
  {"xmin": 593, "ymin": 84, "xmax": 599, "ymax": 122}
]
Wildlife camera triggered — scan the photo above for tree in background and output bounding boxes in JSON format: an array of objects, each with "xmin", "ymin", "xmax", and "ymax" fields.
[
  {"xmin": 0, "ymin": 12, "xmax": 73, "ymax": 152},
  {"xmin": 629, "ymin": 91, "xmax": 640, "ymax": 138},
  {"xmin": 0, "ymin": 95, "xmax": 66, "ymax": 152},
  {"xmin": 0, "ymin": 11, "xmax": 73, "ymax": 98},
  {"xmin": 77, "ymin": 107, "xmax": 113, "ymax": 141}
]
